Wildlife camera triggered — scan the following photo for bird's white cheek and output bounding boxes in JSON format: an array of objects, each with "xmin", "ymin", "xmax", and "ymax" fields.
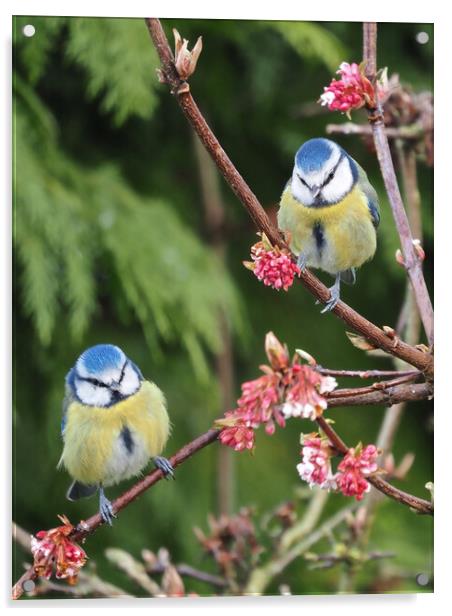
[
  {"xmin": 291, "ymin": 176, "xmax": 313, "ymax": 205},
  {"xmin": 75, "ymin": 380, "xmax": 111, "ymax": 407},
  {"xmin": 119, "ymin": 365, "xmax": 140, "ymax": 397},
  {"xmin": 321, "ymin": 160, "xmax": 353, "ymax": 204}
]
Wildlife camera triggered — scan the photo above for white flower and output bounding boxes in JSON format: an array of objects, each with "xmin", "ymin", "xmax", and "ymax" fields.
[
  {"xmin": 320, "ymin": 91, "xmax": 336, "ymax": 106},
  {"xmin": 281, "ymin": 402, "xmax": 316, "ymax": 420},
  {"xmin": 318, "ymin": 376, "xmax": 338, "ymax": 394}
]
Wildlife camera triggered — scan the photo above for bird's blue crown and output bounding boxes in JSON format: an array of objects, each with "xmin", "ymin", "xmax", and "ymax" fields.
[
  {"xmin": 76, "ymin": 344, "xmax": 125, "ymax": 376},
  {"xmin": 295, "ymin": 138, "xmax": 335, "ymax": 174}
]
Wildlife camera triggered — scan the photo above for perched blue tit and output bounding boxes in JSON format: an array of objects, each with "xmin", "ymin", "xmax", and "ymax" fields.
[
  {"xmin": 278, "ymin": 138, "xmax": 380, "ymax": 312},
  {"xmin": 58, "ymin": 344, "xmax": 173, "ymax": 525}
]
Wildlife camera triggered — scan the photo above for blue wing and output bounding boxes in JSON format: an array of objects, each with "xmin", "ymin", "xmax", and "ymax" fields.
[
  {"xmin": 367, "ymin": 198, "xmax": 380, "ymax": 228},
  {"xmin": 61, "ymin": 368, "xmax": 76, "ymax": 439},
  {"xmin": 354, "ymin": 159, "xmax": 380, "ymax": 229}
]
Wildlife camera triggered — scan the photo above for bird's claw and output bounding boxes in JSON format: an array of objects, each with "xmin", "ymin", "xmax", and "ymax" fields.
[
  {"xmin": 99, "ymin": 491, "xmax": 116, "ymax": 526},
  {"xmin": 321, "ymin": 287, "xmax": 340, "ymax": 313},
  {"xmin": 154, "ymin": 456, "xmax": 175, "ymax": 480},
  {"xmin": 297, "ymin": 253, "xmax": 308, "ymax": 272}
]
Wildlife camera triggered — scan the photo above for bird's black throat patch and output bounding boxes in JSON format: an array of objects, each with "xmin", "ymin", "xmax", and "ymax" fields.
[
  {"xmin": 313, "ymin": 222, "xmax": 325, "ymax": 255},
  {"xmin": 121, "ymin": 426, "xmax": 134, "ymax": 454}
]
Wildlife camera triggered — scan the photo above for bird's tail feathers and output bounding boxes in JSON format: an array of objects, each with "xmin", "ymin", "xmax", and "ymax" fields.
[{"xmin": 66, "ymin": 480, "xmax": 98, "ymax": 501}]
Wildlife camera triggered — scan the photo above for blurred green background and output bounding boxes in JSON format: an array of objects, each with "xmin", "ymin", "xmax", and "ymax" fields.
[{"xmin": 12, "ymin": 17, "xmax": 433, "ymax": 597}]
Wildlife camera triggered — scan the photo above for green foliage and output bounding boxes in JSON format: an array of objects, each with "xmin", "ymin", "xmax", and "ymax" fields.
[
  {"xmin": 14, "ymin": 16, "xmax": 67, "ymax": 84},
  {"xmin": 65, "ymin": 18, "xmax": 161, "ymax": 125},
  {"xmin": 14, "ymin": 77, "xmax": 241, "ymax": 376},
  {"xmin": 269, "ymin": 21, "xmax": 347, "ymax": 71}
]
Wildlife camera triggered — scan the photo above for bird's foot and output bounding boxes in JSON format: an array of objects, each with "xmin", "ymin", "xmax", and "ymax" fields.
[
  {"xmin": 99, "ymin": 489, "xmax": 116, "ymax": 526},
  {"xmin": 321, "ymin": 282, "xmax": 341, "ymax": 314},
  {"xmin": 296, "ymin": 253, "xmax": 308, "ymax": 272},
  {"xmin": 153, "ymin": 456, "xmax": 175, "ymax": 480}
]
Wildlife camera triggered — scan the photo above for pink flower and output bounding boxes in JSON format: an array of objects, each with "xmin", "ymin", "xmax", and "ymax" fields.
[
  {"xmin": 281, "ymin": 364, "xmax": 337, "ymax": 421},
  {"xmin": 215, "ymin": 356, "xmax": 284, "ymax": 451},
  {"xmin": 218, "ymin": 417, "xmax": 255, "ymax": 452},
  {"xmin": 336, "ymin": 444, "xmax": 379, "ymax": 500},
  {"xmin": 215, "ymin": 333, "xmax": 337, "ymax": 453},
  {"xmin": 237, "ymin": 373, "xmax": 282, "ymax": 429},
  {"xmin": 297, "ymin": 436, "xmax": 337, "ymax": 490},
  {"xmin": 30, "ymin": 515, "xmax": 87, "ymax": 583},
  {"xmin": 320, "ymin": 62, "xmax": 376, "ymax": 114},
  {"xmin": 244, "ymin": 236, "xmax": 300, "ymax": 291}
]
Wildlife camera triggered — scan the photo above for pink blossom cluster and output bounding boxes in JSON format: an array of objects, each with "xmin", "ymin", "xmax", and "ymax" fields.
[
  {"xmin": 217, "ymin": 333, "xmax": 338, "ymax": 452},
  {"xmin": 320, "ymin": 62, "xmax": 376, "ymax": 113},
  {"xmin": 253, "ymin": 248, "xmax": 300, "ymax": 291},
  {"xmin": 282, "ymin": 364, "xmax": 337, "ymax": 421},
  {"xmin": 218, "ymin": 419, "xmax": 255, "ymax": 452},
  {"xmin": 244, "ymin": 237, "xmax": 300, "ymax": 292},
  {"xmin": 297, "ymin": 439, "xmax": 379, "ymax": 500},
  {"xmin": 30, "ymin": 515, "xmax": 87, "ymax": 583},
  {"xmin": 336, "ymin": 444, "xmax": 379, "ymax": 500},
  {"xmin": 218, "ymin": 371, "xmax": 284, "ymax": 451},
  {"xmin": 296, "ymin": 437, "xmax": 337, "ymax": 490}
]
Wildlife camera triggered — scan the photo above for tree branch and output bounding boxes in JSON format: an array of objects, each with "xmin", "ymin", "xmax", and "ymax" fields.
[
  {"xmin": 12, "ymin": 428, "xmax": 221, "ymax": 599},
  {"xmin": 145, "ymin": 17, "xmax": 433, "ymax": 378},
  {"xmin": 327, "ymin": 382, "xmax": 432, "ymax": 408},
  {"xmin": 245, "ymin": 500, "xmax": 359, "ymax": 594},
  {"xmin": 315, "ymin": 367, "xmax": 420, "ymax": 379},
  {"xmin": 316, "ymin": 416, "xmax": 433, "ymax": 515},
  {"xmin": 145, "ymin": 561, "xmax": 228, "ymax": 589},
  {"xmin": 363, "ymin": 22, "xmax": 434, "ymax": 345},
  {"xmin": 326, "ymin": 122, "xmax": 425, "ymax": 140}
]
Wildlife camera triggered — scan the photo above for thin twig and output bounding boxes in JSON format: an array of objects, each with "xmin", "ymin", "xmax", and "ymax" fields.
[
  {"xmin": 145, "ymin": 17, "xmax": 433, "ymax": 378},
  {"xmin": 336, "ymin": 126, "xmax": 430, "ymax": 592},
  {"xmin": 146, "ymin": 561, "xmax": 228, "ymax": 589},
  {"xmin": 105, "ymin": 548, "xmax": 163, "ymax": 596},
  {"xmin": 326, "ymin": 372, "xmax": 420, "ymax": 398},
  {"xmin": 327, "ymin": 382, "xmax": 432, "ymax": 408},
  {"xmin": 243, "ymin": 490, "xmax": 328, "ymax": 594},
  {"xmin": 326, "ymin": 122, "xmax": 425, "ymax": 140},
  {"xmin": 245, "ymin": 501, "xmax": 359, "ymax": 594},
  {"xmin": 315, "ymin": 367, "xmax": 420, "ymax": 379},
  {"xmin": 363, "ymin": 22, "xmax": 434, "ymax": 345}
]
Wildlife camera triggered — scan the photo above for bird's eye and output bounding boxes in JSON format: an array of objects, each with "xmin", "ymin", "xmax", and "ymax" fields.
[{"xmin": 328, "ymin": 171, "xmax": 335, "ymax": 181}]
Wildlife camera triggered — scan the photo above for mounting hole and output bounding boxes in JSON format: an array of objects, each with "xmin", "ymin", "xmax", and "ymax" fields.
[
  {"xmin": 416, "ymin": 32, "xmax": 429, "ymax": 44},
  {"xmin": 416, "ymin": 572, "xmax": 430, "ymax": 586},
  {"xmin": 22, "ymin": 579, "xmax": 35, "ymax": 592},
  {"xmin": 22, "ymin": 24, "xmax": 36, "ymax": 38}
]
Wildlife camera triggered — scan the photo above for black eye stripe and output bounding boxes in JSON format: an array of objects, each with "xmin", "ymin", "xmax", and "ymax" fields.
[
  {"xmin": 82, "ymin": 377, "xmax": 108, "ymax": 388},
  {"xmin": 118, "ymin": 361, "xmax": 127, "ymax": 384},
  {"xmin": 322, "ymin": 153, "xmax": 344, "ymax": 188},
  {"xmin": 297, "ymin": 174, "xmax": 310, "ymax": 188}
]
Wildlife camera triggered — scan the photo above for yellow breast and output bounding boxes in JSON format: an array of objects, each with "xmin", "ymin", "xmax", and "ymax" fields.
[
  {"xmin": 277, "ymin": 184, "xmax": 377, "ymax": 274},
  {"xmin": 59, "ymin": 381, "xmax": 170, "ymax": 486}
]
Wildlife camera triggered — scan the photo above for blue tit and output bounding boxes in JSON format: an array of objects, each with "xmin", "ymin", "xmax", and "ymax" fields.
[
  {"xmin": 58, "ymin": 344, "xmax": 173, "ymax": 525},
  {"xmin": 277, "ymin": 138, "xmax": 380, "ymax": 312}
]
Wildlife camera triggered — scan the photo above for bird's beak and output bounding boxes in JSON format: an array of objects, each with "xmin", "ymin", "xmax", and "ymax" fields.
[
  {"xmin": 110, "ymin": 382, "xmax": 121, "ymax": 392},
  {"xmin": 312, "ymin": 185, "xmax": 321, "ymax": 198}
]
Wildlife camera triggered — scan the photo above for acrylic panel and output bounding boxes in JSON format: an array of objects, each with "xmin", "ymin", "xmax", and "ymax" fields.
[{"xmin": 12, "ymin": 15, "xmax": 433, "ymax": 599}]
